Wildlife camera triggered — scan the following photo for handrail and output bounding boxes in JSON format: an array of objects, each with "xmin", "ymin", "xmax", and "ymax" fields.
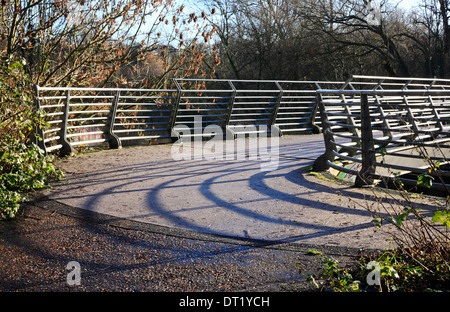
[
  {"xmin": 317, "ymin": 89, "xmax": 450, "ymax": 95},
  {"xmin": 313, "ymin": 87, "xmax": 450, "ymax": 191},
  {"xmin": 34, "ymin": 75, "xmax": 450, "ymax": 192},
  {"xmin": 35, "ymin": 86, "xmax": 175, "ymax": 92},
  {"xmin": 35, "ymin": 78, "xmax": 338, "ymax": 155}
]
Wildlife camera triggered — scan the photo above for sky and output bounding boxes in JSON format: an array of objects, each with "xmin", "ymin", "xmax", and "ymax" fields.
[{"xmin": 396, "ymin": 0, "xmax": 421, "ymax": 11}]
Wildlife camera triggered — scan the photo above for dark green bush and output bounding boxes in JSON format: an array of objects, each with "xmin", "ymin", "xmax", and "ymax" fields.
[{"xmin": 0, "ymin": 57, "xmax": 62, "ymax": 220}]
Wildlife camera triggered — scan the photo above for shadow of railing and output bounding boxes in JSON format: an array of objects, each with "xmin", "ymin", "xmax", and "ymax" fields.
[{"xmin": 45, "ymin": 137, "xmax": 402, "ymax": 246}]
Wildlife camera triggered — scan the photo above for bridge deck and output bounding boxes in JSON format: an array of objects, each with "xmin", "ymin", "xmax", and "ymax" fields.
[{"xmin": 42, "ymin": 135, "xmax": 442, "ymax": 251}]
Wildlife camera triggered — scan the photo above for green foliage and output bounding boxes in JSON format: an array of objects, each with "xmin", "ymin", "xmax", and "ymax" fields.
[
  {"xmin": 364, "ymin": 252, "xmax": 400, "ymax": 292},
  {"xmin": 386, "ymin": 206, "xmax": 416, "ymax": 228},
  {"xmin": 0, "ymin": 137, "xmax": 63, "ymax": 220},
  {"xmin": 306, "ymin": 249, "xmax": 323, "ymax": 256},
  {"xmin": 1, "ymin": 138, "xmax": 62, "ymax": 189},
  {"xmin": 307, "ymin": 257, "xmax": 361, "ymax": 292},
  {"xmin": 432, "ymin": 210, "xmax": 450, "ymax": 228},
  {"xmin": 417, "ymin": 173, "xmax": 433, "ymax": 188},
  {"xmin": 366, "ymin": 250, "xmax": 450, "ymax": 292},
  {"xmin": 0, "ymin": 58, "xmax": 36, "ymax": 141},
  {"xmin": 308, "ymin": 249, "xmax": 450, "ymax": 292},
  {"xmin": 0, "ymin": 187, "xmax": 22, "ymax": 220},
  {"xmin": 0, "ymin": 58, "xmax": 62, "ymax": 220}
]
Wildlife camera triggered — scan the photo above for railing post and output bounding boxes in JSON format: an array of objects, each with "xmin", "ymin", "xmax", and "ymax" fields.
[
  {"xmin": 270, "ymin": 81, "xmax": 283, "ymax": 136},
  {"xmin": 340, "ymin": 76, "xmax": 354, "ymax": 90},
  {"xmin": 342, "ymin": 93, "xmax": 360, "ymax": 156},
  {"xmin": 105, "ymin": 91, "xmax": 122, "ymax": 149},
  {"xmin": 59, "ymin": 90, "xmax": 75, "ymax": 156},
  {"xmin": 312, "ymin": 92, "xmax": 337, "ymax": 171},
  {"xmin": 170, "ymin": 79, "xmax": 182, "ymax": 142},
  {"xmin": 402, "ymin": 94, "xmax": 420, "ymax": 142},
  {"xmin": 427, "ymin": 94, "xmax": 444, "ymax": 132},
  {"xmin": 374, "ymin": 94, "xmax": 394, "ymax": 144},
  {"xmin": 355, "ymin": 93, "xmax": 376, "ymax": 187},
  {"xmin": 33, "ymin": 85, "xmax": 47, "ymax": 154},
  {"xmin": 310, "ymin": 82, "xmax": 323, "ymax": 134},
  {"xmin": 225, "ymin": 80, "xmax": 237, "ymax": 140}
]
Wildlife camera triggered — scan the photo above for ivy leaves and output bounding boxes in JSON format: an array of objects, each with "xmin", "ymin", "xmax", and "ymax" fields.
[{"xmin": 0, "ymin": 60, "xmax": 63, "ymax": 220}]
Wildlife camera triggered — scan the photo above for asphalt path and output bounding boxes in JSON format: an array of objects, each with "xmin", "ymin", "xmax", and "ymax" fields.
[{"xmin": 44, "ymin": 135, "xmax": 393, "ymax": 250}]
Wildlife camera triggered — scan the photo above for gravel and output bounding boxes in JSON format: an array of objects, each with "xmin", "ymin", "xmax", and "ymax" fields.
[{"xmin": 0, "ymin": 193, "xmax": 368, "ymax": 292}]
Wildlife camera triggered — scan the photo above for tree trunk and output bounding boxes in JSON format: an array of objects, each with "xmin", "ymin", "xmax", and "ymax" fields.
[{"xmin": 439, "ymin": 0, "xmax": 450, "ymax": 77}]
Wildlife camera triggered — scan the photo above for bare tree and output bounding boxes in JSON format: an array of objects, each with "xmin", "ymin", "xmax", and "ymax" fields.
[
  {"xmin": 204, "ymin": 0, "xmax": 325, "ymax": 80},
  {"xmin": 303, "ymin": 0, "xmax": 414, "ymax": 76},
  {"xmin": 414, "ymin": 0, "xmax": 450, "ymax": 77},
  {"xmin": 0, "ymin": 0, "xmax": 218, "ymax": 88}
]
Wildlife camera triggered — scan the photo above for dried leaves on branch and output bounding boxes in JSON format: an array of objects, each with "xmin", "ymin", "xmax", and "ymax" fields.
[{"xmin": 0, "ymin": 0, "xmax": 218, "ymax": 88}]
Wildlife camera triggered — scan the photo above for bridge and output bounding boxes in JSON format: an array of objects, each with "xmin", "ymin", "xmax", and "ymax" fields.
[
  {"xmin": 35, "ymin": 75, "xmax": 450, "ymax": 249},
  {"xmin": 314, "ymin": 76, "xmax": 450, "ymax": 192}
]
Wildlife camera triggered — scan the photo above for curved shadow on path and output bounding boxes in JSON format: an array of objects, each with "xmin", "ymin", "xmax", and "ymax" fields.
[
  {"xmin": 140, "ymin": 157, "xmax": 385, "ymax": 244},
  {"xmin": 45, "ymin": 136, "xmax": 430, "ymax": 247}
]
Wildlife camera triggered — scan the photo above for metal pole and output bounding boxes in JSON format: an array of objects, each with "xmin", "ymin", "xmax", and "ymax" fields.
[
  {"xmin": 225, "ymin": 80, "xmax": 237, "ymax": 139},
  {"xmin": 59, "ymin": 90, "xmax": 75, "ymax": 156},
  {"xmin": 355, "ymin": 94, "xmax": 376, "ymax": 187},
  {"xmin": 105, "ymin": 90, "xmax": 122, "ymax": 149},
  {"xmin": 271, "ymin": 82, "xmax": 283, "ymax": 125},
  {"xmin": 170, "ymin": 79, "xmax": 182, "ymax": 141},
  {"xmin": 312, "ymin": 92, "xmax": 337, "ymax": 171},
  {"xmin": 310, "ymin": 82, "xmax": 323, "ymax": 133},
  {"xmin": 33, "ymin": 85, "xmax": 47, "ymax": 154}
]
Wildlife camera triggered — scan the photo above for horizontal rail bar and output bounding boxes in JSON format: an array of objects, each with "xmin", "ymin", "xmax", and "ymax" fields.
[
  {"xmin": 36, "ymin": 86, "xmax": 176, "ymax": 93},
  {"xmin": 317, "ymin": 89, "xmax": 450, "ymax": 96}
]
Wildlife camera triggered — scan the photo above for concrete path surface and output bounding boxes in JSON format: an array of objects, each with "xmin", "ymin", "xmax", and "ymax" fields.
[{"xmin": 44, "ymin": 135, "xmax": 395, "ymax": 251}]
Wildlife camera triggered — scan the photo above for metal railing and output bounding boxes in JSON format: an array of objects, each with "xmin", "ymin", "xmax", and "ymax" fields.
[
  {"xmin": 34, "ymin": 78, "xmax": 344, "ymax": 156},
  {"xmin": 313, "ymin": 81, "xmax": 450, "ymax": 190},
  {"xmin": 340, "ymin": 75, "xmax": 450, "ymax": 91},
  {"xmin": 34, "ymin": 75, "xmax": 450, "ymax": 191}
]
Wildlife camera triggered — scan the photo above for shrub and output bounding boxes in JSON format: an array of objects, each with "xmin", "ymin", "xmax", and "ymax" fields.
[
  {"xmin": 306, "ymin": 142, "xmax": 450, "ymax": 291},
  {"xmin": 0, "ymin": 57, "xmax": 62, "ymax": 220}
]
